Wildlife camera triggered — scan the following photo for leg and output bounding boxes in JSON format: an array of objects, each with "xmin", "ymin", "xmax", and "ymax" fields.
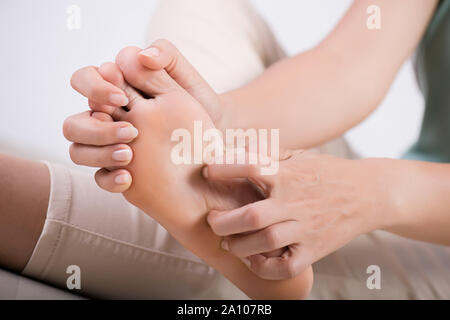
[
  {"xmin": 147, "ymin": 1, "xmax": 449, "ymax": 299},
  {"xmin": 10, "ymin": 0, "xmax": 292, "ymax": 300},
  {"xmin": 107, "ymin": 43, "xmax": 313, "ymax": 299},
  {"xmin": 22, "ymin": 161, "xmax": 228, "ymax": 299},
  {"xmin": 146, "ymin": 0, "xmax": 450, "ymax": 299},
  {"xmin": 0, "ymin": 153, "xmax": 48, "ymax": 272}
]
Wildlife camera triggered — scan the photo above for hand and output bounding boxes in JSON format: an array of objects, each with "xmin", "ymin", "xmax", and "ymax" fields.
[
  {"xmin": 65, "ymin": 39, "xmax": 226, "ymax": 193},
  {"xmin": 66, "ymin": 45, "xmax": 314, "ymax": 299},
  {"xmin": 138, "ymin": 40, "xmax": 296, "ymax": 160},
  {"xmin": 204, "ymin": 151, "xmax": 396, "ymax": 280},
  {"xmin": 65, "ymin": 62, "xmax": 140, "ymax": 192},
  {"xmin": 138, "ymin": 39, "xmax": 224, "ymax": 125}
]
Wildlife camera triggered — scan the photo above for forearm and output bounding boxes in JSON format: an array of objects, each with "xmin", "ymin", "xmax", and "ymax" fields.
[
  {"xmin": 0, "ymin": 154, "xmax": 49, "ymax": 272},
  {"xmin": 378, "ymin": 159, "xmax": 450, "ymax": 245},
  {"xmin": 219, "ymin": 0, "xmax": 437, "ymax": 150}
]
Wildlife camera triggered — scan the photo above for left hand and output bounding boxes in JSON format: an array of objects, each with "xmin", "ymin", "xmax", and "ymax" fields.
[{"xmin": 203, "ymin": 151, "xmax": 397, "ymax": 280}]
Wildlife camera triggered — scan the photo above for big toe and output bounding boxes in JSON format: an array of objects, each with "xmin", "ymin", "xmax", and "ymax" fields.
[
  {"xmin": 139, "ymin": 40, "xmax": 221, "ymax": 121},
  {"xmin": 116, "ymin": 46, "xmax": 180, "ymax": 98}
]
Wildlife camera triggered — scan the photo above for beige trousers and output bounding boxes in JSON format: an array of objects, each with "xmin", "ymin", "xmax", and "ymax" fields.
[{"xmin": 23, "ymin": 0, "xmax": 450, "ymax": 299}]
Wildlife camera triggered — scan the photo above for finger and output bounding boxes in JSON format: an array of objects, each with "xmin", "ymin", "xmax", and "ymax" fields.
[
  {"xmin": 71, "ymin": 66, "xmax": 129, "ymax": 107},
  {"xmin": 207, "ymin": 199, "xmax": 285, "ymax": 236},
  {"xmin": 69, "ymin": 143, "xmax": 133, "ymax": 168},
  {"xmin": 97, "ymin": 62, "xmax": 142, "ymax": 113},
  {"xmin": 63, "ymin": 111, "xmax": 138, "ymax": 146},
  {"xmin": 203, "ymin": 163, "xmax": 274, "ymax": 191},
  {"xmin": 139, "ymin": 39, "xmax": 219, "ymax": 111},
  {"xmin": 89, "ymin": 100, "xmax": 130, "ymax": 122},
  {"xmin": 116, "ymin": 46, "xmax": 181, "ymax": 97},
  {"xmin": 222, "ymin": 221, "xmax": 299, "ymax": 258},
  {"xmin": 88, "ymin": 100, "xmax": 116, "ymax": 116},
  {"xmin": 95, "ymin": 168, "xmax": 132, "ymax": 193},
  {"xmin": 247, "ymin": 245, "xmax": 313, "ymax": 280}
]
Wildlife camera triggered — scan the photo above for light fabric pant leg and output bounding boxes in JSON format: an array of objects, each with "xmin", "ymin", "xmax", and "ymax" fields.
[{"xmin": 23, "ymin": 162, "xmax": 233, "ymax": 299}]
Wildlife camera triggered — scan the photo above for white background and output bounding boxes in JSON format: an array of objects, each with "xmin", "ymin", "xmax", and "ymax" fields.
[{"xmin": 0, "ymin": 0, "xmax": 425, "ymax": 168}]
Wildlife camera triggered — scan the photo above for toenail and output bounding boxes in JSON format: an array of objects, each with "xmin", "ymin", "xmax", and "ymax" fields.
[
  {"xmin": 117, "ymin": 126, "xmax": 138, "ymax": 140},
  {"xmin": 114, "ymin": 174, "xmax": 131, "ymax": 185},
  {"xmin": 140, "ymin": 47, "xmax": 160, "ymax": 58},
  {"xmin": 112, "ymin": 149, "xmax": 132, "ymax": 162}
]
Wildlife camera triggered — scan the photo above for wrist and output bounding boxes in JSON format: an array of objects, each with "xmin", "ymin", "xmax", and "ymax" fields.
[{"xmin": 356, "ymin": 158, "xmax": 408, "ymax": 233}]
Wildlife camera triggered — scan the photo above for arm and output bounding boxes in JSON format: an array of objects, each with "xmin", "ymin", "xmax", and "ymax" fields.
[
  {"xmin": 382, "ymin": 159, "xmax": 450, "ymax": 245},
  {"xmin": 219, "ymin": 0, "xmax": 438, "ymax": 150},
  {"xmin": 0, "ymin": 154, "xmax": 49, "ymax": 272},
  {"xmin": 204, "ymin": 153, "xmax": 450, "ymax": 280},
  {"xmin": 68, "ymin": 59, "xmax": 313, "ymax": 299}
]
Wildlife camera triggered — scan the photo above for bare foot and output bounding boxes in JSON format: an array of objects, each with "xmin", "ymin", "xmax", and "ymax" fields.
[{"xmin": 109, "ymin": 47, "xmax": 313, "ymax": 299}]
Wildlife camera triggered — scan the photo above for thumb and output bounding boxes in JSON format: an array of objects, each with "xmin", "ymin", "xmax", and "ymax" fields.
[{"xmin": 138, "ymin": 39, "xmax": 222, "ymax": 121}]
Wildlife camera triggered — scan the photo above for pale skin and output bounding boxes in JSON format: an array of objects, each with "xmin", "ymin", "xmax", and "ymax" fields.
[
  {"xmin": 67, "ymin": 0, "xmax": 448, "ymax": 282},
  {"xmin": 68, "ymin": 47, "xmax": 313, "ymax": 299},
  {"xmin": 0, "ymin": 154, "xmax": 48, "ymax": 272},
  {"xmin": 0, "ymin": 0, "xmax": 444, "ymax": 294}
]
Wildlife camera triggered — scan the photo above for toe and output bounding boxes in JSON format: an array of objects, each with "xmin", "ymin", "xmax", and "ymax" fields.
[
  {"xmin": 97, "ymin": 62, "xmax": 142, "ymax": 115},
  {"xmin": 139, "ymin": 39, "xmax": 222, "ymax": 121},
  {"xmin": 139, "ymin": 40, "xmax": 215, "ymax": 102},
  {"xmin": 116, "ymin": 46, "xmax": 181, "ymax": 98}
]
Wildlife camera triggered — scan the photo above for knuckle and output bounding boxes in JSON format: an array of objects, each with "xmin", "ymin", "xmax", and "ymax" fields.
[
  {"xmin": 264, "ymin": 227, "xmax": 281, "ymax": 250},
  {"xmin": 153, "ymin": 38, "xmax": 172, "ymax": 50},
  {"xmin": 91, "ymin": 147, "xmax": 106, "ymax": 165},
  {"xmin": 94, "ymin": 169, "xmax": 108, "ymax": 188},
  {"xmin": 227, "ymin": 240, "xmax": 243, "ymax": 257},
  {"xmin": 70, "ymin": 73, "xmax": 78, "ymax": 90},
  {"xmin": 116, "ymin": 46, "xmax": 140, "ymax": 66},
  {"xmin": 208, "ymin": 219, "xmax": 226, "ymax": 236},
  {"xmin": 91, "ymin": 82, "xmax": 105, "ymax": 98},
  {"xmin": 99, "ymin": 61, "xmax": 115, "ymax": 71},
  {"xmin": 70, "ymin": 69, "xmax": 83, "ymax": 90},
  {"xmin": 62, "ymin": 118, "xmax": 75, "ymax": 141},
  {"xmin": 247, "ymin": 164, "xmax": 261, "ymax": 178},
  {"xmin": 206, "ymin": 165, "xmax": 219, "ymax": 180},
  {"xmin": 283, "ymin": 258, "xmax": 301, "ymax": 279},
  {"xmin": 70, "ymin": 66, "xmax": 92, "ymax": 90},
  {"xmin": 244, "ymin": 207, "xmax": 262, "ymax": 229},
  {"xmin": 68, "ymin": 144, "xmax": 81, "ymax": 164},
  {"xmin": 92, "ymin": 122, "xmax": 113, "ymax": 145}
]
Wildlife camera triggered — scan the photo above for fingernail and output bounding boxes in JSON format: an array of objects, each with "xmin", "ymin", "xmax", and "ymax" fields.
[
  {"xmin": 117, "ymin": 127, "xmax": 138, "ymax": 140},
  {"xmin": 114, "ymin": 173, "xmax": 131, "ymax": 185},
  {"xmin": 140, "ymin": 47, "xmax": 160, "ymax": 58},
  {"xmin": 221, "ymin": 240, "xmax": 229, "ymax": 251},
  {"xmin": 112, "ymin": 149, "xmax": 132, "ymax": 162},
  {"xmin": 241, "ymin": 258, "xmax": 251, "ymax": 268},
  {"xmin": 202, "ymin": 167, "xmax": 209, "ymax": 178},
  {"xmin": 109, "ymin": 93, "xmax": 129, "ymax": 106}
]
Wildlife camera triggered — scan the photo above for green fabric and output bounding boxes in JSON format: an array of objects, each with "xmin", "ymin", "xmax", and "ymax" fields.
[{"xmin": 404, "ymin": 0, "xmax": 450, "ymax": 162}]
